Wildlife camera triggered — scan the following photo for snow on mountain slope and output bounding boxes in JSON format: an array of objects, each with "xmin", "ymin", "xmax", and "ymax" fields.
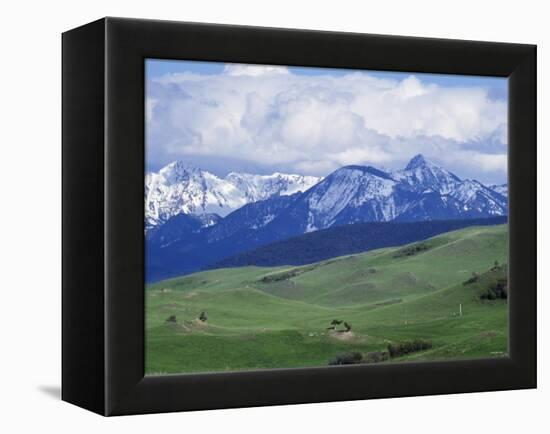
[
  {"xmin": 489, "ymin": 183, "xmax": 508, "ymax": 197},
  {"xmin": 392, "ymin": 154, "xmax": 461, "ymax": 195},
  {"xmin": 225, "ymin": 172, "xmax": 320, "ymax": 202},
  {"xmin": 145, "ymin": 161, "xmax": 320, "ymax": 229},
  {"xmin": 305, "ymin": 166, "xmax": 397, "ymax": 230},
  {"xmin": 145, "ymin": 162, "xmax": 245, "ymax": 228}
]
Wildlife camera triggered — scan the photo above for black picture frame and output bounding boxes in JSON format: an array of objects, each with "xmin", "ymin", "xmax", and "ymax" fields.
[{"xmin": 62, "ymin": 17, "xmax": 536, "ymax": 416}]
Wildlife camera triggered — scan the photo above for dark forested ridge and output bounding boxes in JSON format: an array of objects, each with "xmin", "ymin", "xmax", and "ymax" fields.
[{"xmin": 211, "ymin": 216, "xmax": 507, "ymax": 270}]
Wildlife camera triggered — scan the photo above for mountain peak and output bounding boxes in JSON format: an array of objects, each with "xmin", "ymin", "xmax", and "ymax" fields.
[
  {"xmin": 158, "ymin": 161, "xmax": 205, "ymax": 184},
  {"xmin": 405, "ymin": 154, "xmax": 433, "ymax": 170},
  {"xmin": 337, "ymin": 165, "xmax": 392, "ymax": 178}
]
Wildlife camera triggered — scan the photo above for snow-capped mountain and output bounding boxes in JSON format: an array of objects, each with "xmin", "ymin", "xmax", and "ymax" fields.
[
  {"xmin": 145, "ymin": 161, "xmax": 320, "ymax": 229},
  {"xmin": 271, "ymin": 155, "xmax": 508, "ymax": 232}
]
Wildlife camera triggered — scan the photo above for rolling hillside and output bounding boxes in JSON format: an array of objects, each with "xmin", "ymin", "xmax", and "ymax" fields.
[{"xmin": 145, "ymin": 224, "xmax": 508, "ymax": 374}]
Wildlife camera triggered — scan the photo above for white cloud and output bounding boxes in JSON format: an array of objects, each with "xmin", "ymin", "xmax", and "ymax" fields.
[
  {"xmin": 394, "ymin": 75, "xmax": 430, "ymax": 99},
  {"xmin": 146, "ymin": 64, "xmax": 507, "ymax": 182},
  {"xmin": 465, "ymin": 152, "xmax": 507, "ymax": 173},
  {"xmin": 145, "ymin": 98, "xmax": 157, "ymax": 123},
  {"xmin": 223, "ymin": 64, "xmax": 290, "ymax": 77}
]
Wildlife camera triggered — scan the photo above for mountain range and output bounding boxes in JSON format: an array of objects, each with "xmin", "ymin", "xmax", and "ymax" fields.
[{"xmin": 145, "ymin": 155, "xmax": 508, "ymax": 281}]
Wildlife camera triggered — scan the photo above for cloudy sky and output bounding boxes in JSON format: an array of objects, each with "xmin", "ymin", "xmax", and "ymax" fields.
[{"xmin": 145, "ymin": 59, "xmax": 507, "ymax": 185}]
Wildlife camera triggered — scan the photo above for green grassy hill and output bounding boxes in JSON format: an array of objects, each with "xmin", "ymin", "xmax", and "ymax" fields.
[{"xmin": 146, "ymin": 224, "xmax": 508, "ymax": 374}]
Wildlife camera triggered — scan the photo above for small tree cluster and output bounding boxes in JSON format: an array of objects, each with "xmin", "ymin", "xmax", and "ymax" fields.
[
  {"xmin": 326, "ymin": 319, "xmax": 351, "ymax": 332},
  {"xmin": 165, "ymin": 315, "xmax": 177, "ymax": 323},
  {"xmin": 481, "ymin": 279, "xmax": 508, "ymax": 300},
  {"xmin": 327, "ymin": 339, "xmax": 433, "ymax": 366}
]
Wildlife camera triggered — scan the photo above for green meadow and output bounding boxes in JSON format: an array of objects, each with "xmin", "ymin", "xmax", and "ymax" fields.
[{"xmin": 145, "ymin": 224, "xmax": 508, "ymax": 374}]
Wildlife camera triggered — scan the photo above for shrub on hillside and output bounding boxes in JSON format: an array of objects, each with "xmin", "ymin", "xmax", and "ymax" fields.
[
  {"xmin": 490, "ymin": 260, "xmax": 502, "ymax": 271},
  {"xmin": 387, "ymin": 339, "xmax": 432, "ymax": 357},
  {"xmin": 328, "ymin": 352, "xmax": 363, "ymax": 366},
  {"xmin": 464, "ymin": 271, "xmax": 480, "ymax": 285},
  {"xmin": 328, "ymin": 339, "xmax": 432, "ymax": 366},
  {"xmin": 165, "ymin": 315, "xmax": 177, "ymax": 323},
  {"xmin": 363, "ymin": 351, "xmax": 390, "ymax": 364},
  {"xmin": 393, "ymin": 243, "xmax": 431, "ymax": 259}
]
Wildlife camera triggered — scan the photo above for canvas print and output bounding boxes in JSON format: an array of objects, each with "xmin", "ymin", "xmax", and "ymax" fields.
[{"xmin": 145, "ymin": 59, "xmax": 508, "ymax": 375}]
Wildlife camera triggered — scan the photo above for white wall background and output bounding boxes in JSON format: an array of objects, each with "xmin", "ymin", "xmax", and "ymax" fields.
[{"xmin": 0, "ymin": 0, "xmax": 546, "ymax": 432}]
